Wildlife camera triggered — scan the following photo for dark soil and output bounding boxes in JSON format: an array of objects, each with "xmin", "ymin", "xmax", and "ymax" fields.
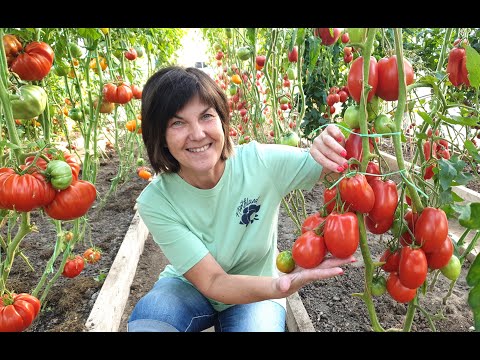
[
  {"xmin": 8, "ymin": 143, "xmax": 476, "ymax": 332},
  {"xmin": 6, "ymin": 149, "xmax": 147, "ymax": 332}
]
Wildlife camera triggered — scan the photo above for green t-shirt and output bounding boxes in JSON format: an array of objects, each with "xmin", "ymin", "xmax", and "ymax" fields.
[{"xmin": 136, "ymin": 140, "xmax": 323, "ymax": 311}]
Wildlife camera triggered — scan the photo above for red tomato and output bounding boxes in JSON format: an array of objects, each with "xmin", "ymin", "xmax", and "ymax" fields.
[
  {"xmin": 323, "ymin": 212, "xmax": 359, "ymax": 259},
  {"xmin": 367, "ymin": 178, "xmax": 398, "ymax": 223},
  {"xmin": 292, "ymin": 230, "xmax": 327, "ymax": 268},
  {"xmin": 386, "ymin": 272, "xmax": 417, "ymax": 303},
  {"xmin": 341, "ymin": 33, "xmax": 350, "ymax": 44},
  {"xmin": 10, "ymin": 41, "xmax": 54, "ymax": 81},
  {"xmin": 380, "ymin": 248, "xmax": 400, "ymax": 273},
  {"xmin": 255, "ymin": 55, "xmax": 266, "ymax": 68},
  {"xmin": 365, "ymin": 214, "xmax": 394, "ymax": 234},
  {"xmin": 338, "ymin": 173, "xmax": 375, "ymax": 214},
  {"xmin": 426, "ymin": 236, "xmax": 454, "ymax": 270},
  {"xmin": 83, "ymin": 247, "xmax": 102, "ymax": 264},
  {"xmin": 43, "ymin": 180, "xmax": 97, "ymax": 221},
  {"xmin": 446, "ymin": 47, "xmax": 470, "ymax": 87},
  {"xmin": 347, "ymin": 56, "xmax": 378, "ymax": 103},
  {"xmin": 323, "ymin": 187, "xmax": 338, "ymax": 214},
  {"xmin": 130, "ymin": 84, "xmax": 143, "ymax": 99},
  {"xmin": 398, "ymin": 247, "xmax": 428, "ymax": 289},
  {"xmin": 350, "ymin": 161, "xmax": 380, "ymax": 183},
  {"xmin": 0, "ymin": 293, "xmax": 41, "ymax": 332},
  {"xmin": 124, "ymin": 47, "xmax": 137, "ymax": 60},
  {"xmin": 62, "ymin": 255, "xmax": 85, "ymax": 278},
  {"xmin": 414, "ymin": 207, "xmax": 449, "ymax": 253},
  {"xmin": 103, "ymin": 83, "xmax": 133, "ymax": 104},
  {"xmin": 301, "ymin": 212, "xmax": 324, "ymax": 234},
  {"xmin": 345, "ymin": 128, "xmax": 374, "ymax": 162},
  {"xmin": 376, "ymin": 56, "xmax": 414, "ymax": 101},
  {"xmin": 288, "ymin": 46, "xmax": 298, "ymax": 63},
  {"xmin": 314, "ymin": 28, "xmax": 342, "ymax": 46}
]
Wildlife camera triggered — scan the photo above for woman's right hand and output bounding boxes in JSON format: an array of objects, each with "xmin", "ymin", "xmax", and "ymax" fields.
[{"xmin": 275, "ymin": 255, "xmax": 356, "ymax": 296}]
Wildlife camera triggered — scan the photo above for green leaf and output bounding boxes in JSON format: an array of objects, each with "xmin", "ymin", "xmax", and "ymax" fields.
[
  {"xmin": 466, "ymin": 45, "xmax": 480, "ymax": 88},
  {"xmin": 78, "ymin": 28, "xmax": 102, "ymax": 41},
  {"xmin": 457, "ymin": 203, "xmax": 480, "ymax": 230},
  {"xmin": 439, "ymin": 188, "xmax": 453, "ymax": 206},
  {"xmin": 451, "ymin": 190, "xmax": 465, "ymax": 202},
  {"xmin": 417, "ymin": 111, "xmax": 434, "ymax": 126},
  {"xmin": 465, "ymin": 139, "xmax": 480, "ymax": 163},
  {"xmin": 438, "ymin": 159, "xmax": 458, "ymax": 190},
  {"xmin": 437, "ymin": 112, "xmax": 478, "ymax": 126}
]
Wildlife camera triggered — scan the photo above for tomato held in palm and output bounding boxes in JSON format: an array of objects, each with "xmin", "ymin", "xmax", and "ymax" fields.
[
  {"xmin": 380, "ymin": 248, "xmax": 401, "ymax": 273},
  {"xmin": 414, "ymin": 207, "xmax": 449, "ymax": 253},
  {"xmin": 376, "ymin": 56, "xmax": 414, "ymax": 101},
  {"xmin": 0, "ymin": 292, "xmax": 41, "ymax": 332},
  {"xmin": 398, "ymin": 246, "xmax": 428, "ymax": 289},
  {"xmin": 426, "ymin": 236, "xmax": 454, "ymax": 270},
  {"xmin": 10, "ymin": 41, "xmax": 54, "ymax": 81},
  {"xmin": 276, "ymin": 250, "xmax": 296, "ymax": 273},
  {"xmin": 83, "ymin": 247, "xmax": 102, "ymax": 264},
  {"xmin": 323, "ymin": 212, "xmax": 359, "ymax": 259},
  {"xmin": 338, "ymin": 173, "xmax": 375, "ymax": 214},
  {"xmin": 367, "ymin": 178, "xmax": 398, "ymax": 222},
  {"xmin": 301, "ymin": 212, "xmax": 324, "ymax": 234},
  {"xmin": 62, "ymin": 255, "xmax": 85, "ymax": 278},
  {"xmin": 347, "ymin": 56, "xmax": 378, "ymax": 103},
  {"xmin": 386, "ymin": 272, "xmax": 417, "ymax": 303},
  {"xmin": 43, "ymin": 180, "xmax": 97, "ymax": 220},
  {"xmin": 292, "ymin": 230, "xmax": 327, "ymax": 269}
]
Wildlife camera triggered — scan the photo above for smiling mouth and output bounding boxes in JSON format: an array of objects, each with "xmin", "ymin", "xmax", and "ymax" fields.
[{"xmin": 187, "ymin": 144, "xmax": 211, "ymax": 153}]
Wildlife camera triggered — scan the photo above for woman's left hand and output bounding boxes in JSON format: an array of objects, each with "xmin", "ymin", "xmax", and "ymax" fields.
[{"xmin": 310, "ymin": 124, "xmax": 347, "ymax": 174}]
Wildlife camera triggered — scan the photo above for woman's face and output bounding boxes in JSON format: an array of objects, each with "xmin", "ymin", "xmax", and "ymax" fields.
[{"xmin": 165, "ymin": 95, "xmax": 225, "ymax": 178}]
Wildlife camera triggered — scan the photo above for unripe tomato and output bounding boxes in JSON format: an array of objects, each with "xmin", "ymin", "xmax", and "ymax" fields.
[
  {"xmin": 371, "ymin": 276, "xmax": 387, "ymax": 296},
  {"xmin": 45, "ymin": 160, "xmax": 73, "ymax": 190},
  {"xmin": 10, "ymin": 85, "xmax": 47, "ymax": 120},
  {"xmin": 276, "ymin": 250, "xmax": 296, "ymax": 273},
  {"xmin": 440, "ymin": 254, "xmax": 461, "ymax": 281}
]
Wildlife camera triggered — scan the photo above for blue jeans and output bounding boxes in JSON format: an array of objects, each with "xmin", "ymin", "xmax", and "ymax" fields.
[{"xmin": 127, "ymin": 277, "xmax": 286, "ymax": 332}]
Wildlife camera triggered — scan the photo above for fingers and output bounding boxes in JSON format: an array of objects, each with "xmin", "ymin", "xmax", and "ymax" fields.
[
  {"xmin": 310, "ymin": 124, "xmax": 347, "ymax": 173},
  {"xmin": 318, "ymin": 255, "xmax": 356, "ymax": 269}
]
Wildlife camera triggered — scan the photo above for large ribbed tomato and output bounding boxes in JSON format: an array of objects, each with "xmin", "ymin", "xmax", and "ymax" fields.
[
  {"xmin": 0, "ymin": 168, "xmax": 55, "ymax": 212},
  {"xmin": 347, "ymin": 56, "xmax": 378, "ymax": 103},
  {"xmin": 376, "ymin": 56, "xmax": 414, "ymax": 101},
  {"xmin": 24, "ymin": 151, "xmax": 80, "ymax": 182},
  {"xmin": 323, "ymin": 212, "xmax": 359, "ymax": 258},
  {"xmin": 414, "ymin": 207, "xmax": 448, "ymax": 253},
  {"xmin": 0, "ymin": 293, "xmax": 41, "ymax": 332},
  {"xmin": 103, "ymin": 83, "xmax": 133, "ymax": 104},
  {"xmin": 43, "ymin": 180, "xmax": 97, "ymax": 220},
  {"xmin": 338, "ymin": 173, "xmax": 375, "ymax": 214},
  {"xmin": 10, "ymin": 41, "xmax": 54, "ymax": 81},
  {"xmin": 398, "ymin": 247, "xmax": 428, "ymax": 289},
  {"xmin": 292, "ymin": 230, "xmax": 327, "ymax": 268}
]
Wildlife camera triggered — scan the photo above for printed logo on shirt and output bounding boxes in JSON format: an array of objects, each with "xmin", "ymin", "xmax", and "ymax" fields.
[{"xmin": 236, "ymin": 197, "xmax": 261, "ymax": 226}]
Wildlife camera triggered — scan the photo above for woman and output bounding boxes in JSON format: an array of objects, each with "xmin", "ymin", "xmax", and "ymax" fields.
[{"xmin": 127, "ymin": 66, "xmax": 354, "ymax": 332}]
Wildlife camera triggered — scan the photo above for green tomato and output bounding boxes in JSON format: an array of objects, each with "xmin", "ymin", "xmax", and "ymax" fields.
[
  {"xmin": 347, "ymin": 28, "xmax": 367, "ymax": 44},
  {"xmin": 287, "ymin": 67, "xmax": 296, "ymax": 80},
  {"xmin": 367, "ymin": 95, "xmax": 382, "ymax": 121},
  {"xmin": 440, "ymin": 255, "xmax": 461, "ymax": 281},
  {"xmin": 237, "ymin": 46, "xmax": 252, "ymax": 61},
  {"xmin": 279, "ymin": 132, "xmax": 300, "ymax": 147},
  {"xmin": 68, "ymin": 108, "xmax": 84, "ymax": 121},
  {"xmin": 46, "ymin": 160, "xmax": 73, "ymax": 190},
  {"xmin": 371, "ymin": 276, "xmax": 387, "ymax": 297},
  {"xmin": 52, "ymin": 59, "xmax": 69, "ymax": 77},
  {"xmin": 228, "ymin": 84, "xmax": 237, "ymax": 96},
  {"xmin": 10, "ymin": 85, "xmax": 48, "ymax": 120},
  {"xmin": 343, "ymin": 105, "xmax": 361, "ymax": 129},
  {"xmin": 134, "ymin": 46, "xmax": 144, "ymax": 58},
  {"xmin": 276, "ymin": 250, "xmax": 296, "ymax": 273},
  {"xmin": 279, "ymin": 96, "xmax": 289, "ymax": 105},
  {"xmin": 374, "ymin": 114, "xmax": 395, "ymax": 136},
  {"xmin": 225, "ymin": 28, "xmax": 232, "ymax": 39},
  {"xmin": 69, "ymin": 43, "xmax": 83, "ymax": 58}
]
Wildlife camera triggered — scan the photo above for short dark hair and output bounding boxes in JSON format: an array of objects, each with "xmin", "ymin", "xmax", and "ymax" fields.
[{"xmin": 141, "ymin": 66, "xmax": 234, "ymax": 174}]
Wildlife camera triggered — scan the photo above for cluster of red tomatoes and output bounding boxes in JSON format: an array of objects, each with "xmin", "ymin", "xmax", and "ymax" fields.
[{"xmin": 0, "ymin": 149, "xmax": 97, "ymax": 221}]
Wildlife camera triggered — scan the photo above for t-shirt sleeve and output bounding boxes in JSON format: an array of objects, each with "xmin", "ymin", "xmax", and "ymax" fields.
[
  {"xmin": 136, "ymin": 189, "xmax": 209, "ymax": 275},
  {"xmin": 251, "ymin": 141, "xmax": 323, "ymax": 195}
]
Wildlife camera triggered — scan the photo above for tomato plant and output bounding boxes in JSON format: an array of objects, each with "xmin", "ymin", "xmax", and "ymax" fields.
[{"xmin": 292, "ymin": 230, "xmax": 326, "ymax": 268}]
